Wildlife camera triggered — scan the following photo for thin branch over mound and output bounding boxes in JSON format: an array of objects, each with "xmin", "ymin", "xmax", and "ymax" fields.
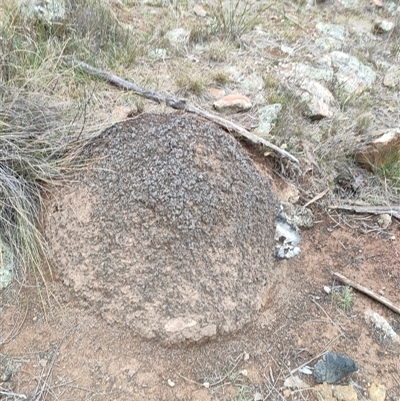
[{"xmin": 62, "ymin": 57, "xmax": 299, "ymax": 164}]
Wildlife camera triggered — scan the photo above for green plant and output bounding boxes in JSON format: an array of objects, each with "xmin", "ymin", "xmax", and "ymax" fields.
[
  {"xmin": 176, "ymin": 74, "xmax": 209, "ymax": 96},
  {"xmin": 331, "ymin": 285, "xmax": 354, "ymax": 311}
]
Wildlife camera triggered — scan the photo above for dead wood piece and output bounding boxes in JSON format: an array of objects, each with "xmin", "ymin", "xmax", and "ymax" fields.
[
  {"xmin": 329, "ymin": 205, "xmax": 400, "ymax": 220},
  {"xmin": 304, "ymin": 188, "xmax": 329, "ymax": 208},
  {"xmin": 333, "ymin": 272, "xmax": 400, "ymax": 315},
  {"xmin": 62, "ymin": 57, "xmax": 299, "ymax": 164}
]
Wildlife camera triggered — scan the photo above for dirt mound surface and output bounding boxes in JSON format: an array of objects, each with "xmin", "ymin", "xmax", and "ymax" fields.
[{"xmin": 44, "ymin": 113, "xmax": 278, "ymax": 342}]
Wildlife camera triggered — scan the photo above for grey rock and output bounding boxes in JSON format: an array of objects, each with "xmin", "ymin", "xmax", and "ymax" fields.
[
  {"xmin": 329, "ymin": 51, "xmax": 376, "ymax": 94},
  {"xmin": 17, "ymin": 0, "xmax": 65, "ymax": 24},
  {"xmin": 44, "ymin": 114, "xmax": 278, "ymax": 343},
  {"xmin": 314, "ymin": 352, "xmax": 357, "ymax": 384},
  {"xmin": 225, "ymin": 66, "xmax": 264, "ymax": 94},
  {"xmin": 165, "ymin": 28, "xmax": 190, "ymax": 46},
  {"xmin": 315, "ymin": 37, "xmax": 343, "ymax": 51},
  {"xmin": 279, "ymin": 63, "xmax": 334, "ymax": 83},
  {"xmin": 254, "ymin": 104, "xmax": 282, "ymax": 137},
  {"xmin": 316, "ymin": 23, "xmax": 348, "ymax": 40},
  {"xmin": 148, "ymin": 48, "xmax": 168, "ymax": 60}
]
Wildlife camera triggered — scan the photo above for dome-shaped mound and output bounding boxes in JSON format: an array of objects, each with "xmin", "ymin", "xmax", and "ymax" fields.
[{"xmin": 45, "ymin": 113, "xmax": 277, "ymax": 342}]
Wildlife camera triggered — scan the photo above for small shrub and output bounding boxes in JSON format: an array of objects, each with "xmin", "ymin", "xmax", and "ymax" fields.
[{"xmin": 331, "ymin": 285, "xmax": 354, "ymax": 311}]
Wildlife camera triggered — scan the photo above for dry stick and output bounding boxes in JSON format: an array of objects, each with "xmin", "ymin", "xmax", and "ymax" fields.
[
  {"xmin": 333, "ymin": 272, "xmax": 400, "ymax": 315},
  {"xmin": 62, "ymin": 57, "xmax": 299, "ymax": 164},
  {"xmin": 329, "ymin": 205, "xmax": 400, "ymax": 220}
]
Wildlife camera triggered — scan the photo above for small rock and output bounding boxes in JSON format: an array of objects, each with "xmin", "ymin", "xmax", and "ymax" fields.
[
  {"xmin": 284, "ymin": 375, "xmax": 309, "ymax": 389},
  {"xmin": 243, "ymin": 352, "xmax": 250, "ymax": 361},
  {"xmin": 167, "ymin": 379, "xmax": 175, "ymax": 387},
  {"xmin": 365, "ymin": 309, "xmax": 400, "ymax": 343},
  {"xmin": 314, "ymin": 382, "xmax": 336, "ymax": 401},
  {"xmin": 368, "ymin": 383, "xmax": 386, "ymax": 401},
  {"xmin": 282, "ymin": 389, "xmax": 291, "ymax": 398},
  {"xmin": 383, "ymin": 65, "xmax": 400, "ymax": 87},
  {"xmin": 203, "ymin": 382, "xmax": 210, "ymax": 389},
  {"xmin": 148, "ymin": 48, "xmax": 168, "ymax": 60},
  {"xmin": 332, "ymin": 385, "xmax": 358, "ymax": 401},
  {"xmin": 165, "ymin": 28, "xmax": 190, "ymax": 46},
  {"xmin": 213, "ymin": 94, "xmax": 252, "ymax": 114},
  {"xmin": 254, "ymin": 104, "xmax": 282, "ymax": 137},
  {"xmin": 314, "ymin": 352, "xmax": 357, "ymax": 384},
  {"xmin": 354, "ymin": 129, "xmax": 400, "ymax": 171},
  {"xmin": 374, "ymin": 20, "xmax": 395, "ymax": 33},
  {"xmin": 299, "ymin": 366, "xmax": 313, "ymax": 375},
  {"xmin": 324, "ymin": 286, "xmax": 332, "ymax": 295},
  {"xmin": 193, "ymin": 4, "xmax": 207, "ymax": 17},
  {"xmin": 300, "ymin": 79, "xmax": 336, "ymax": 120},
  {"xmin": 316, "ymin": 23, "xmax": 348, "ymax": 40},
  {"xmin": 372, "ymin": 0, "xmax": 383, "ymax": 7}
]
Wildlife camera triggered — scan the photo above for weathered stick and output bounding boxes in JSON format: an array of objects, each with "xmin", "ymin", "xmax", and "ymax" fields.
[
  {"xmin": 329, "ymin": 205, "xmax": 400, "ymax": 220},
  {"xmin": 304, "ymin": 188, "xmax": 329, "ymax": 208},
  {"xmin": 62, "ymin": 57, "xmax": 299, "ymax": 164},
  {"xmin": 333, "ymin": 272, "xmax": 400, "ymax": 315}
]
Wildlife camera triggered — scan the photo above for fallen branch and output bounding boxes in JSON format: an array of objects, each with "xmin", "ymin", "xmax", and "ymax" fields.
[
  {"xmin": 329, "ymin": 205, "xmax": 400, "ymax": 220},
  {"xmin": 333, "ymin": 272, "xmax": 400, "ymax": 315},
  {"xmin": 62, "ymin": 57, "xmax": 299, "ymax": 164}
]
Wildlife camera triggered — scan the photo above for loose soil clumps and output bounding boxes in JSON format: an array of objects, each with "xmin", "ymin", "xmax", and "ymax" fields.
[{"xmin": 45, "ymin": 113, "xmax": 277, "ymax": 343}]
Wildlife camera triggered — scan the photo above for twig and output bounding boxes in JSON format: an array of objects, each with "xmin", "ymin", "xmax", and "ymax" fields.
[
  {"xmin": 333, "ymin": 272, "xmax": 400, "ymax": 315},
  {"xmin": 304, "ymin": 188, "xmax": 329, "ymax": 208},
  {"xmin": 0, "ymin": 390, "xmax": 27, "ymax": 399},
  {"xmin": 329, "ymin": 205, "xmax": 400, "ymax": 220},
  {"xmin": 62, "ymin": 57, "xmax": 299, "ymax": 164}
]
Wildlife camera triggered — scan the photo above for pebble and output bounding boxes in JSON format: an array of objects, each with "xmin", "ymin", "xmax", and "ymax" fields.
[{"xmin": 368, "ymin": 383, "xmax": 386, "ymax": 401}]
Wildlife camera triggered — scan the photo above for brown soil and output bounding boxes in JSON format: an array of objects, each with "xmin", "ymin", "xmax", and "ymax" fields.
[{"xmin": 1, "ymin": 115, "xmax": 400, "ymax": 401}]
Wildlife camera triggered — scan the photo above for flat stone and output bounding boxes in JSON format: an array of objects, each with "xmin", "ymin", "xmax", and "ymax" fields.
[
  {"xmin": 300, "ymin": 79, "xmax": 336, "ymax": 120},
  {"xmin": 316, "ymin": 23, "xmax": 348, "ymax": 40},
  {"xmin": 332, "ymin": 385, "xmax": 358, "ymax": 401},
  {"xmin": 314, "ymin": 382, "xmax": 335, "ymax": 401},
  {"xmin": 329, "ymin": 51, "xmax": 376, "ymax": 94},
  {"xmin": 283, "ymin": 375, "xmax": 309, "ymax": 389},
  {"xmin": 383, "ymin": 65, "xmax": 400, "ymax": 87},
  {"xmin": 254, "ymin": 104, "xmax": 282, "ymax": 137},
  {"xmin": 368, "ymin": 383, "xmax": 386, "ymax": 401},
  {"xmin": 354, "ymin": 128, "xmax": 400, "ymax": 171},
  {"xmin": 213, "ymin": 94, "xmax": 252, "ymax": 113},
  {"xmin": 314, "ymin": 352, "xmax": 357, "ymax": 384}
]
